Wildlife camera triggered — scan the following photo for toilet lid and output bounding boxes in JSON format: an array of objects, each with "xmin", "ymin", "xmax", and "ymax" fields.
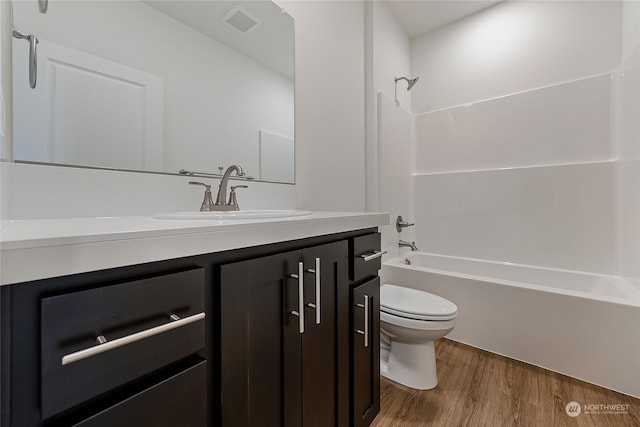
[{"xmin": 380, "ymin": 284, "xmax": 457, "ymax": 321}]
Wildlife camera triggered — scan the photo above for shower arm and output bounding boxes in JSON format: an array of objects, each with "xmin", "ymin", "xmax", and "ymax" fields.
[{"xmin": 394, "ymin": 76, "xmax": 419, "ymax": 103}]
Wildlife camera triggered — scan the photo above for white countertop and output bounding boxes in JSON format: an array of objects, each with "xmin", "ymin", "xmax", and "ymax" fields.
[{"xmin": 0, "ymin": 211, "xmax": 388, "ymax": 285}]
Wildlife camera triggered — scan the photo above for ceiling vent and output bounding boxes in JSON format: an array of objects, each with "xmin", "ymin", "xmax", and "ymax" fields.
[{"xmin": 223, "ymin": 5, "xmax": 260, "ymax": 34}]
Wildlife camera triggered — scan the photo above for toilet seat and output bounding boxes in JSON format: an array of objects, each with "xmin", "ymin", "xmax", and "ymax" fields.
[
  {"xmin": 380, "ymin": 284, "xmax": 457, "ymax": 321},
  {"xmin": 381, "ymin": 310, "xmax": 456, "ymax": 331}
]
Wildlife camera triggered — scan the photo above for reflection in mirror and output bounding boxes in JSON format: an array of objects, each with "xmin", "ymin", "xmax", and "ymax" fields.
[{"xmin": 11, "ymin": 0, "xmax": 295, "ymax": 183}]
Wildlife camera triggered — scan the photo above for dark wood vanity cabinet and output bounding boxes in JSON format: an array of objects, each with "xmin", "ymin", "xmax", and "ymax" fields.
[
  {"xmin": 1, "ymin": 228, "xmax": 382, "ymax": 427},
  {"xmin": 219, "ymin": 240, "xmax": 350, "ymax": 427},
  {"xmin": 350, "ymin": 234, "xmax": 382, "ymax": 427},
  {"xmin": 1, "ymin": 266, "xmax": 207, "ymax": 427}
]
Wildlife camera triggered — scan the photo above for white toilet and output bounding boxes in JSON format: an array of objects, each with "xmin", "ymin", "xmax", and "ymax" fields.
[{"xmin": 380, "ymin": 284, "xmax": 458, "ymax": 390}]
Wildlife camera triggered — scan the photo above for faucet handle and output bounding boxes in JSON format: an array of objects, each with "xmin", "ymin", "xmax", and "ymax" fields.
[
  {"xmin": 189, "ymin": 181, "xmax": 210, "ymax": 190},
  {"xmin": 228, "ymin": 185, "xmax": 248, "ymax": 210},
  {"xmin": 189, "ymin": 181, "xmax": 215, "ymax": 211},
  {"xmin": 396, "ymin": 215, "xmax": 415, "ymax": 232}
]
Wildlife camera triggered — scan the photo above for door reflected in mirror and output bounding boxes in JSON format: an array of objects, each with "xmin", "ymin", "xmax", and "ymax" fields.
[{"xmin": 11, "ymin": 0, "xmax": 295, "ymax": 183}]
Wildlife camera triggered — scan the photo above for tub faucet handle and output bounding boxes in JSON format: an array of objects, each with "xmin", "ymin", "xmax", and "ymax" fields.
[{"xmin": 396, "ymin": 215, "xmax": 415, "ymax": 232}]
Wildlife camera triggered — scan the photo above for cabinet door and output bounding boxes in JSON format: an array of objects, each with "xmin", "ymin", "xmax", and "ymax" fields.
[
  {"xmin": 298, "ymin": 241, "xmax": 349, "ymax": 427},
  {"xmin": 352, "ymin": 277, "xmax": 380, "ymax": 427},
  {"xmin": 220, "ymin": 251, "xmax": 300, "ymax": 427},
  {"xmin": 219, "ymin": 240, "xmax": 349, "ymax": 427}
]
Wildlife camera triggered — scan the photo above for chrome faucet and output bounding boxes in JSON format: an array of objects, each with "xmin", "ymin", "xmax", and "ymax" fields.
[
  {"xmin": 399, "ymin": 240, "xmax": 419, "ymax": 251},
  {"xmin": 214, "ymin": 165, "xmax": 246, "ymax": 210}
]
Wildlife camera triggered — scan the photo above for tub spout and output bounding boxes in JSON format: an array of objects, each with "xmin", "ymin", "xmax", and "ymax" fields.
[{"xmin": 399, "ymin": 240, "xmax": 418, "ymax": 251}]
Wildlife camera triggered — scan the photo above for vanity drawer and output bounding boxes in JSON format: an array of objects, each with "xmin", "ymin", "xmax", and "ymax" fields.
[
  {"xmin": 73, "ymin": 360, "xmax": 207, "ymax": 427},
  {"xmin": 40, "ymin": 268, "xmax": 205, "ymax": 419},
  {"xmin": 350, "ymin": 233, "xmax": 383, "ymax": 282}
]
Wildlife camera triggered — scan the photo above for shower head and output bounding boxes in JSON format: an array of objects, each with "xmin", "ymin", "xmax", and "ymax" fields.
[{"xmin": 395, "ymin": 76, "xmax": 419, "ymax": 91}]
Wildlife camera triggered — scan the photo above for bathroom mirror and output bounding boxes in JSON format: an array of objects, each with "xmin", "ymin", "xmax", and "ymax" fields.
[{"xmin": 11, "ymin": 0, "xmax": 295, "ymax": 183}]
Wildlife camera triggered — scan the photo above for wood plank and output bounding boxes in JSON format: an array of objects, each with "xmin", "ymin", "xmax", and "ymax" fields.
[{"xmin": 372, "ymin": 339, "xmax": 640, "ymax": 427}]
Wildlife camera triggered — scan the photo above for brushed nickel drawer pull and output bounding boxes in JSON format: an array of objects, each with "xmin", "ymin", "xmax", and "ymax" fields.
[
  {"xmin": 61, "ymin": 312, "xmax": 205, "ymax": 366},
  {"xmin": 306, "ymin": 257, "xmax": 321, "ymax": 325},
  {"xmin": 363, "ymin": 295, "xmax": 369, "ymax": 348},
  {"xmin": 355, "ymin": 295, "xmax": 370, "ymax": 348},
  {"xmin": 360, "ymin": 250, "xmax": 387, "ymax": 262},
  {"xmin": 289, "ymin": 262, "xmax": 305, "ymax": 334}
]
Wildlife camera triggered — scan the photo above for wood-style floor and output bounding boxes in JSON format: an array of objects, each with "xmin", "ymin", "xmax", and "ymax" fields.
[{"xmin": 371, "ymin": 339, "xmax": 640, "ymax": 427}]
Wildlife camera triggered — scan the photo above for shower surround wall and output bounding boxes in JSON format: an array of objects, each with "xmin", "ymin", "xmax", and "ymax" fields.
[
  {"xmin": 406, "ymin": 0, "xmax": 639, "ymax": 279},
  {"xmin": 376, "ymin": 0, "xmax": 639, "ymax": 395}
]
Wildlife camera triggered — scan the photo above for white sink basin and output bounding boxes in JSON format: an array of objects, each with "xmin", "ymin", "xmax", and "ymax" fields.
[{"xmin": 152, "ymin": 209, "xmax": 313, "ymax": 220}]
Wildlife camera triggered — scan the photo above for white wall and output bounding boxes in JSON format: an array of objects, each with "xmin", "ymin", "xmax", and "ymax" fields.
[
  {"xmin": 378, "ymin": 93, "xmax": 415, "ymax": 257},
  {"xmin": 414, "ymin": 162, "xmax": 618, "ymax": 273},
  {"xmin": 373, "ymin": 2, "xmax": 412, "ymax": 111},
  {"xmin": 5, "ymin": 161, "xmax": 295, "ymax": 219},
  {"xmin": 622, "ymin": 0, "xmax": 640, "ymax": 68},
  {"xmin": 277, "ymin": 0, "xmax": 367, "ymax": 212},
  {"xmin": 371, "ymin": 2, "xmax": 414, "ymax": 255},
  {"xmin": 410, "ymin": 1, "xmax": 622, "ymax": 113},
  {"xmin": 615, "ymin": 1, "xmax": 640, "ymax": 278},
  {"xmin": 403, "ymin": 1, "xmax": 638, "ymax": 276}
]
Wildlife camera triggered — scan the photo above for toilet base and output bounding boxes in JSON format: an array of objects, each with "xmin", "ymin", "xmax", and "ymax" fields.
[{"xmin": 380, "ymin": 339, "xmax": 438, "ymax": 390}]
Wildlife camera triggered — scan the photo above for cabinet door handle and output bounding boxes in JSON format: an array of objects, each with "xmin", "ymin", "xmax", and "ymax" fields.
[
  {"xmin": 61, "ymin": 312, "xmax": 205, "ymax": 365},
  {"xmin": 306, "ymin": 257, "xmax": 321, "ymax": 325},
  {"xmin": 355, "ymin": 295, "xmax": 370, "ymax": 348},
  {"xmin": 361, "ymin": 250, "xmax": 387, "ymax": 262},
  {"xmin": 289, "ymin": 261, "xmax": 305, "ymax": 334}
]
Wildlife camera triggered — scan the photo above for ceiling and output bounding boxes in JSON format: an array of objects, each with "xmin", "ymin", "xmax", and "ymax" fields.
[
  {"xmin": 384, "ymin": 0, "xmax": 503, "ymax": 38},
  {"xmin": 144, "ymin": 1, "xmax": 502, "ymax": 78},
  {"xmin": 144, "ymin": 0, "xmax": 294, "ymax": 79}
]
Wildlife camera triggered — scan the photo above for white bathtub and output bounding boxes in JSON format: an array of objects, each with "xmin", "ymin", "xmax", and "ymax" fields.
[{"xmin": 381, "ymin": 252, "xmax": 640, "ymax": 398}]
